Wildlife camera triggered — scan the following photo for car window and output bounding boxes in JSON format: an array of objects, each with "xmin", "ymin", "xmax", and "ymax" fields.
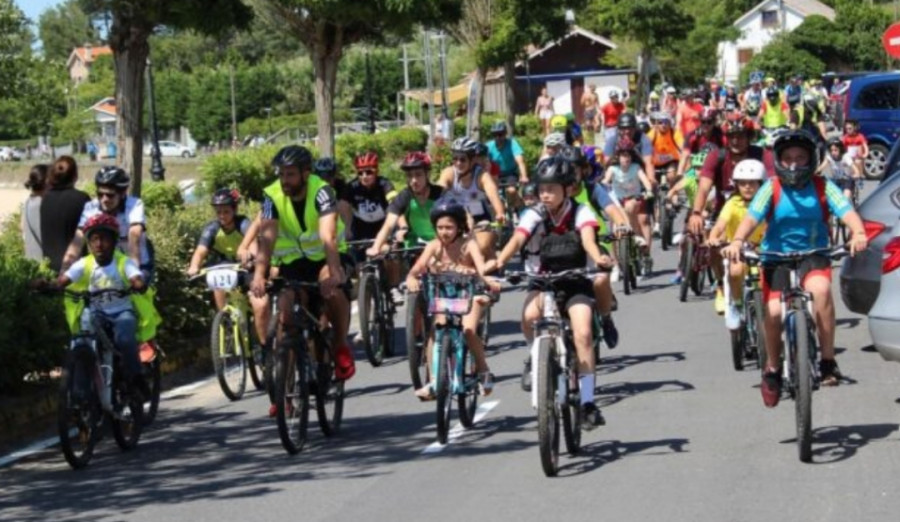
[{"xmin": 854, "ymin": 81, "xmax": 900, "ymax": 110}]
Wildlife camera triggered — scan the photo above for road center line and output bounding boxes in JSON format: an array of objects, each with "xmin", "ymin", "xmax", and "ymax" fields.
[{"xmin": 421, "ymin": 400, "xmax": 500, "ymax": 454}]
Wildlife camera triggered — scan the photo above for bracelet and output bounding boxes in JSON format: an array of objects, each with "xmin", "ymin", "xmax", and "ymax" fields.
[{"xmin": 691, "ymin": 210, "xmax": 703, "ymax": 216}]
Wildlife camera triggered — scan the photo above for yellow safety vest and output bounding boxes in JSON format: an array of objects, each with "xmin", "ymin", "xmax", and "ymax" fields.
[
  {"xmin": 64, "ymin": 251, "xmax": 162, "ymax": 342},
  {"xmin": 763, "ymin": 99, "xmax": 788, "ymax": 129},
  {"xmin": 263, "ymin": 177, "xmax": 346, "ymax": 265}
]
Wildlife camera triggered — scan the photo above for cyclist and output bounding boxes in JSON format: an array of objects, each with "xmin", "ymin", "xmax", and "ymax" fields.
[
  {"xmin": 603, "ymin": 146, "xmax": 655, "ymax": 278},
  {"xmin": 759, "ymin": 86, "xmax": 789, "ymax": 137},
  {"xmin": 647, "ymin": 112, "xmax": 683, "ymax": 188},
  {"xmin": 437, "ymin": 137, "xmax": 506, "ymax": 260},
  {"xmin": 487, "ymin": 121, "xmax": 529, "ymax": 215},
  {"xmin": 341, "ymin": 151, "xmax": 396, "ymax": 247},
  {"xmin": 677, "ymin": 108, "xmax": 723, "ymax": 180},
  {"xmin": 601, "ymin": 89, "xmax": 626, "ymax": 141},
  {"xmin": 791, "ymin": 93, "xmax": 827, "ymax": 145},
  {"xmin": 492, "ymin": 156, "xmax": 613, "ymax": 428},
  {"xmin": 62, "ymin": 166, "xmax": 153, "ymax": 283},
  {"xmin": 563, "ymin": 112, "xmax": 583, "ymax": 146},
  {"xmin": 721, "ymin": 130, "xmax": 868, "ymax": 405},
  {"xmin": 541, "ymin": 132, "xmax": 567, "ymax": 160},
  {"xmin": 602, "ymin": 113, "xmax": 655, "ymax": 184},
  {"xmin": 646, "ymin": 90, "xmax": 661, "ymax": 114},
  {"xmin": 521, "ymin": 182, "xmax": 538, "ymax": 207},
  {"xmin": 406, "ymin": 198, "xmax": 499, "ymax": 399},
  {"xmin": 250, "ymin": 145, "xmax": 356, "ymax": 381},
  {"xmin": 676, "ymin": 90, "xmax": 705, "ymax": 143},
  {"xmin": 313, "ymin": 157, "xmax": 351, "ymax": 230},
  {"xmin": 785, "ymin": 74, "xmax": 804, "ymax": 109},
  {"xmin": 689, "ymin": 113, "xmax": 775, "ymax": 314},
  {"xmin": 816, "ymin": 137, "xmax": 861, "ymax": 202},
  {"xmin": 740, "ymin": 75, "xmax": 764, "ymax": 122},
  {"xmin": 54, "ymin": 214, "xmax": 156, "ymax": 398},
  {"xmin": 841, "ymin": 120, "xmax": 868, "ymax": 180},
  {"xmin": 723, "ymin": 82, "xmax": 739, "ymax": 113},
  {"xmin": 662, "ymin": 86, "xmax": 678, "ymax": 120}
]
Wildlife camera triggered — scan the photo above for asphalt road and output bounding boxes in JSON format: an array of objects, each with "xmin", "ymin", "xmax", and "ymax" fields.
[{"xmin": 3, "ymin": 229, "xmax": 900, "ymax": 522}]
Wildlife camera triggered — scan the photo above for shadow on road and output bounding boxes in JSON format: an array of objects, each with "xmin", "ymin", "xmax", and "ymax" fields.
[
  {"xmin": 779, "ymin": 423, "xmax": 899, "ymax": 464},
  {"xmin": 597, "ymin": 352, "xmax": 686, "ymax": 377},
  {"xmin": 557, "ymin": 437, "xmax": 690, "ymax": 476},
  {"xmin": 595, "ymin": 379, "xmax": 695, "ymax": 409},
  {"xmin": 835, "ymin": 317, "xmax": 862, "ymax": 329}
]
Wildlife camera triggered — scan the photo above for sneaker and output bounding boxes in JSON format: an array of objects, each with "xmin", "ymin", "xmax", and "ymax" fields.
[
  {"xmin": 602, "ymin": 316, "xmax": 619, "ymax": 349},
  {"xmin": 672, "ymin": 232, "xmax": 683, "ymax": 246},
  {"xmin": 671, "ymin": 272, "xmax": 683, "ymax": 285},
  {"xmin": 714, "ymin": 287, "xmax": 725, "ymax": 315},
  {"xmin": 334, "ymin": 344, "xmax": 356, "ymax": 380},
  {"xmin": 268, "ymin": 403, "xmax": 277, "ymax": 418},
  {"xmin": 581, "ymin": 402, "xmax": 606, "ymax": 430},
  {"xmin": 652, "ymin": 222, "xmax": 661, "ymax": 237},
  {"xmin": 761, "ymin": 371, "xmax": 782, "ymax": 408},
  {"xmin": 611, "ymin": 265, "xmax": 621, "ymax": 283},
  {"xmin": 819, "ymin": 358, "xmax": 842, "ymax": 386},
  {"xmin": 479, "ymin": 372, "xmax": 495, "ymax": 396},
  {"xmin": 352, "ymin": 332, "xmax": 364, "ymax": 345},
  {"xmin": 521, "ymin": 357, "xmax": 532, "ymax": 392}
]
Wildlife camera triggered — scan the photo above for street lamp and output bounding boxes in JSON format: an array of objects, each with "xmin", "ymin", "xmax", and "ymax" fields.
[{"xmin": 146, "ymin": 58, "xmax": 165, "ymax": 182}]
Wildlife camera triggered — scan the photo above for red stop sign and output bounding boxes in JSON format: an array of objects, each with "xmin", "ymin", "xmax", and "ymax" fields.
[{"xmin": 883, "ymin": 23, "xmax": 900, "ymax": 58}]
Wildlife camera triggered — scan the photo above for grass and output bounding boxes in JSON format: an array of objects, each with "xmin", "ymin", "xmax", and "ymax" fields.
[{"xmin": 0, "ymin": 155, "xmax": 205, "ymax": 186}]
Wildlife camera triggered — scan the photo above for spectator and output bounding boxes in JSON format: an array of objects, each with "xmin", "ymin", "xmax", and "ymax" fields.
[
  {"xmin": 21, "ymin": 164, "xmax": 49, "ymax": 261},
  {"xmin": 39, "ymin": 156, "xmax": 90, "ymax": 272},
  {"xmin": 600, "ymin": 89, "xmax": 626, "ymax": 141},
  {"xmin": 534, "ymin": 86, "xmax": 555, "ymax": 136}
]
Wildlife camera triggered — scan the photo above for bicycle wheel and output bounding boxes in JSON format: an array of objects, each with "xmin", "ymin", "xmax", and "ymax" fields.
[
  {"xmin": 692, "ymin": 257, "xmax": 707, "ymax": 296},
  {"xmin": 730, "ymin": 328, "xmax": 744, "ymax": 371},
  {"xmin": 479, "ymin": 302, "xmax": 491, "ymax": 349},
  {"xmin": 358, "ymin": 272, "xmax": 384, "ymax": 367},
  {"xmin": 561, "ymin": 354, "xmax": 582, "ymax": 456},
  {"xmin": 314, "ymin": 331, "xmax": 344, "ymax": 437},
  {"xmin": 142, "ymin": 356, "xmax": 161, "ymax": 426},
  {"xmin": 679, "ymin": 239, "xmax": 694, "ymax": 302},
  {"xmin": 457, "ymin": 340, "xmax": 478, "ymax": 429},
  {"xmin": 58, "ymin": 348, "xmax": 100, "ymax": 469},
  {"xmin": 406, "ymin": 291, "xmax": 427, "ymax": 389},
  {"xmin": 264, "ymin": 319, "xmax": 277, "ymax": 405},
  {"xmin": 617, "ymin": 239, "xmax": 632, "ymax": 296},
  {"xmin": 435, "ymin": 331, "xmax": 453, "ymax": 444},
  {"xmin": 661, "ymin": 207, "xmax": 674, "ymax": 251},
  {"xmin": 793, "ymin": 310, "xmax": 814, "ymax": 463},
  {"xmin": 275, "ymin": 345, "xmax": 310, "ymax": 455},
  {"xmin": 210, "ymin": 310, "xmax": 246, "ymax": 401},
  {"xmin": 247, "ymin": 316, "xmax": 266, "ymax": 391},
  {"xmin": 111, "ymin": 374, "xmax": 144, "ymax": 451},
  {"xmin": 537, "ymin": 338, "xmax": 560, "ymax": 477},
  {"xmin": 753, "ymin": 290, "xmax": 768, "ymax": 370},
  {"xmin": 381, "ymin": 283, "xmax": 396, "ymax": 357}
]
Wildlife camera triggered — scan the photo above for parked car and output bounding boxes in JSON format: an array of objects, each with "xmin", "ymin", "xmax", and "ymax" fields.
[
  {"xmin": 143, "ymin": 141, "xmax": 195, "ymax": 158},
  {"xmin": 840, "ymin": 138, "xmax": 900, "ymax": 360},
  {"xmin": 0, "ymin": 146, "xmax": 23, "ymax": 161},
  {"xmin": 835, "ymin": 71, "xmax": 900, "ymax": 180}
]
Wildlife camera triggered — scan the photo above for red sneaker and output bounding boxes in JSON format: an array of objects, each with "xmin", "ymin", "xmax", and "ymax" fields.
[
  {"xmin": 335, "ymin": 344, "xmax": 356, "ymax": 381},
  {"xmin": 268, "ymin": 404, "xmax": 277, "ymax": 417},
  {"xmin": 761, "ymin": 371, "xmax": 782, "ymax": 408}
]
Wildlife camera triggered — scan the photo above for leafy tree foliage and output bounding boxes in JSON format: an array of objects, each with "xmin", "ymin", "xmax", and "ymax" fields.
[
  {"xmin": 741, "ymin": 35, "xmax": 825, "ymax": 85},
  {"xmin": 0, "ymin": 0, "xmax": 31, "ymax": 99},
  {"xmin": 37, "ymin": 0, "xmax": 97, "ymax": 62}
]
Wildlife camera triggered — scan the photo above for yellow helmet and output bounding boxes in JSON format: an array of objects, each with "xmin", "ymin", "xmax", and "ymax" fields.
[{"xmin": 550, "ymin": 115, "xmax": 567, "ymax": 130}]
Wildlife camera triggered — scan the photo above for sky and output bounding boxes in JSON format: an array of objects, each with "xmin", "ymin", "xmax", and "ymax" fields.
[{"xmin": 18, "ymin": 0, "xmax": 62, "ymax": 24}]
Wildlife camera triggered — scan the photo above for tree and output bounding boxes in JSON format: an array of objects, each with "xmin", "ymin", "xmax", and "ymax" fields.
[
  {"xmin": 784, "ymin": 15, "xmax": 846, "ymax": 71},
  {"xmin": 38, "ymin": 0, "xmax": 96, "ymax": 62},
  {"xmin": 594, "ymin": 0, "xmax": 693, "ymax": 110},
  {"xmin": 79, "ymin": 0, "xmax": 253, "ymax": 196},
  {"xmin": 833, "ymin": 0, "xmax": 891, "ymax": 71},
  {"xmin": 251, "ymin": 0, "xmax": 461, "ymax": 156},
  {"xmin": 740, "ymin": 35, "xmax": 825, "ymax": 85},
  {"xmin": 0, "ymin": 0, "xmax": 30, "ymax": 99}
]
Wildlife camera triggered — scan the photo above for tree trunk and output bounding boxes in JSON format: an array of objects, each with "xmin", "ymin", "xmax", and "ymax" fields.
[
  {"xmin": 636, "ymin": 47, "xmax": 652, "ymax": 115},
  {"xmin": 110, "ymin": 26, "xmax": 150, "ymax": 198},
  {"xmin": 503, "ymin": 60, "xmax": 516, "ymax": 134},
  {"xmin": 471, "ymin": 65, "xmax": 487, "ymax": 141},
  {"xmin": 309, "ymin": 24, "xmax": 344, "ymax": 157}
]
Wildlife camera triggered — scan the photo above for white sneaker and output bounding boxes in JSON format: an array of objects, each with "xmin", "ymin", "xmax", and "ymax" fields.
[
  {"xmin": 611, "ymin": 265, "xmax": 621, "ymax": 282},
  {"xmin": 635, "ymin": 236, "xmax": 647, "ymax": 248},
  {"xmin": 673, "ymin": 232, "xmax": 683, "ymax": 246},
  {"xmin": 653, "ymin": 222, "xmax": 661, "ymax": 237},
  {"xmin": 353, "ymin": 332, "xmax": 364, "ymax": 345}
]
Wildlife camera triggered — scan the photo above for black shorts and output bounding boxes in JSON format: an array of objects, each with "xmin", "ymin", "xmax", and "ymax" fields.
[
  {"xmin": 528, "ymin": 276, "xmax": 594, "ymax": 309},
  {"xmin": 761, "ymin": 255, "xmax": 831, "ymax": 301},
  {"xmin": 280, "ymin": 254, "xmax": 355, "ymax": 298}
]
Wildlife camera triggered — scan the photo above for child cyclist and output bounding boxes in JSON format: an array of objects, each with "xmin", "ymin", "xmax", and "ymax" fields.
[
  {"xmin": 602, "ymin": 145, "xmax": 654, "ymax": 278},
  {"xmin": 492, "ymin": 156, "xmax": 614, "ymax": 429},
  {"xmin": 816, "ymin": 137, "xmax": 861, "ymax": 202},
  {"xmin": 841, "ymin": 120, "xmax": 868, "ymax": 180},
  {"xmin": 406, "ymin": 198, "xmax": 499, "ymax": 400},
  {"xmin": 708, "ymin": 159, "xmax": 766, "ymax": 302}
]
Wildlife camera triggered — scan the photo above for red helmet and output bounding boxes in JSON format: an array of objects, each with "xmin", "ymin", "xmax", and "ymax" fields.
[
  {"xmin": 354, "ymin": 151, "xmax": 379, "ymax": 171},
  {"xmin": 400, "ymin": 151, "xmax": 431, "ymax": 171},
  {"xmin": 699, "ymin": 107, "xmax": 718, "ymax": 123},
  {"xmin": 721, "ymin": 112, "xmax": 755, "ymax": 137},
  {"xmin": 83, "ymin": 213, "xmax": 120, "ymax": 239}
]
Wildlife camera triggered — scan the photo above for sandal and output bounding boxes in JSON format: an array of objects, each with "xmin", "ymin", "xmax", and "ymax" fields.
[
  {"xmin": 478, "ymin": 372, "xmax": 495, "ymax": 397},
  {"xmin": 415, "ymin": 384, "xmax": 436, "ymax": 401}
]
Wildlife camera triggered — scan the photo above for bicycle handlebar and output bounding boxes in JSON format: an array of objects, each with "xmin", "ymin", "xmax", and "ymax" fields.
[{"xmin": 741, "ymin": 246, "xmax": 849, "ymax": 266}]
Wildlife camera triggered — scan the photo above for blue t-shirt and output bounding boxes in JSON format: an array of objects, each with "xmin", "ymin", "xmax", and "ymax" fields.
[
  {"xmin": 487, "ymin": 138, "xmax": 524, "ymax": 176},
  {"xmin": 747, "ymin": 178, "xmax": 852, "ymax": 256}
]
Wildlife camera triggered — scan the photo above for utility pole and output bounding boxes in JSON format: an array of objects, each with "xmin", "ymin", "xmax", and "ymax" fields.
[
  {"xmin": 424, "ymin": 30, "xmax": 436, "ymax": 144},
  {"xmin": 365, "ymin": 48, "xmax": 376, "ymax": 134},
  {"xmin": 438, "ymin": 31, "xmax": 450, "ymax": 120},
  {"xmin": 146, "ymin": 58, "xmax": 165, "ymax": 182},
  {"xmin": 229, "ymin": 65, "xmax": 237, "ymax": 145}
]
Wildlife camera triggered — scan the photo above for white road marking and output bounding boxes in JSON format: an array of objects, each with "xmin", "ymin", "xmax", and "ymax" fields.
[{"xmin": 422, "ymin": 400, "xmax": 500, "ymax": 454}]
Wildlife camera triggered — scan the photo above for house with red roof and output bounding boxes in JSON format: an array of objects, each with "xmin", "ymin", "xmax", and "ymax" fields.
[{"xmin": 67, "ymin": 44, "xmax": 113, "ymax": 84}]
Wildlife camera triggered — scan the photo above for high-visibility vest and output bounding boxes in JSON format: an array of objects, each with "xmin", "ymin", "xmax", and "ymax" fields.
[
  {"xmin": 763, "ymin": 99, "xmax": 788, "ymax": 129},
  {"xmin": 263, "ymin": 177, "xmax": 346, "ymax": 265}
]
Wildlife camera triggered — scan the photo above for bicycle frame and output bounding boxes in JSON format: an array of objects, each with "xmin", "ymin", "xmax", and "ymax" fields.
[
  {"xmin": 426, "ymin": 275, "xmax": 477, "ymax": 396},
  {"xmin": 779, "ymin": 270, "xmax": 817, "ymax": 387},
  {"xmin": 530, "ymin": 291, "xmax": 569, "ymax": 410}
]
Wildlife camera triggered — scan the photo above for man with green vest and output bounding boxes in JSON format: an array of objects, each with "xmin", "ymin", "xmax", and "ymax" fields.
[
  {"xmin": 251, "ymin": 145, "xmax": 356, "ymax": 381},
  {"xmin": 759, "ymin": 86, "xmax": 789, "ymax": 132}
]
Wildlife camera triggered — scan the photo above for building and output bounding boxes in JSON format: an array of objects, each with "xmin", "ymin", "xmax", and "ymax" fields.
[
  {"xmin": 88, "ymin": 97, "xmax": 116, "ymax": 141},
  {"xmin": 716, "ymin": 0, "xmax": 835, "ymax": 83},
  {"xmin": 67, "ymin": 44, "xmax": 113, "ymax": 84}
]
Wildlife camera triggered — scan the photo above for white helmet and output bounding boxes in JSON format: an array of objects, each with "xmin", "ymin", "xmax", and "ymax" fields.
[
  {"xmin": 544, "ymin": 132, "xmax": 566, "ymax": 148},
  {"xmin": 732, "ymin": 159, "xmax": 766, "ymax": 182},
  {"xmin": 608, "ymin": 89, "xmax": 620, "ymax": 99}
]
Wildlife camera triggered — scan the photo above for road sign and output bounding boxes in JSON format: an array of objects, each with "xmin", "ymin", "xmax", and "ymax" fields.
[{"xmin": 882, "ymin": 22, "xmax": 900, "ymax": 59}]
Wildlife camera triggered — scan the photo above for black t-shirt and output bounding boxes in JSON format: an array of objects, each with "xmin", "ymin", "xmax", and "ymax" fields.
[
  {"xmin": 340, "ymin": 178, "xmax": 394, "ymax": 239},
  {"xmin": 388, "ymin": 184, "xmax": 444, "ymax": 216},
  {"xmin": 261, "ymin": 186, "xmax": 337, "ymax": 231},
  {"xmin": 40, "ymin": 186, "xmax": 90, "ymax": 272}
]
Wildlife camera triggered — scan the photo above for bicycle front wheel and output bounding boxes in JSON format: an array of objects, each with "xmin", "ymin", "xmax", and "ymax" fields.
[
  {"xmin": 561, "ymin": 353, "xmax": 581, "ymax": 456},
  {"xmin": 211, "ymin": 310, "xmax": 246, "ymax": 401},
  {"xmin": 457, "ymin": 339, "xmax": 478, "ymax": 429},
  {"xmin": 435, "ymin": 332, "xmax": 453, "ymax": 444},
  {"xmin": 793, "ymin": 310, "xmax": 814, "ymax": 463},
  {"xmin": 358, "ymin": 272, "xmax": 384, "ymax": 367},
  {"xmin": 315, "ymin": 331, "xmax": 344, "ymax": 437},
  {"xmin": 58, "ymin": 350, "xmax": 100, "ymax": 469},
  {"xmin": 618, "ymin": 239, "xmax": 632, "ymax": 296},
  {"xmin": 537, "ymin": 338, "xmax": 560, "ymax": 477},
  {"xmin": 679, "ymin": 239, "xmax": 694, "ymax": 302},
  {"xmin": 275, "ymin": 345, "xmax": 310, "ymax": 455},
  {"xmin": 730, "ymin": 329, "xmax": 745, "ymax": 371},
  {"xmin": 111, "ymin": 378, "xmax": 143, "ymax": 452},
  {"xmin": 247, "ymin": 316, "xmax": 266, "ymax": 391},
  {"xmin": 661, "ymin": 207, "xmax": 674, "ymax": 251}
]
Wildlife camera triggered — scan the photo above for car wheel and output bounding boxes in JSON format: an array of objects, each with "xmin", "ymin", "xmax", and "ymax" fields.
[
  {"xmin": 182, "ymin": 151, "xmax": 190, "ymax": 158},
  {"xmin": 865, "ymin": 143, "xmax": 889, "ymax": 181}
]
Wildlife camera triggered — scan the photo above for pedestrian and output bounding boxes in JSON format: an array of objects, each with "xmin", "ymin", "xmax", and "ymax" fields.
[
  {"xmin": 40, "ymin": 156, "xmax": 91, "ymax": 273},
  {"xmin": 21, "ymin": 164, "xmax": 49, "ymax": 261},
  {"xmin": 534, "ymin": 86, "xmax": 554, "ymax": 136}
]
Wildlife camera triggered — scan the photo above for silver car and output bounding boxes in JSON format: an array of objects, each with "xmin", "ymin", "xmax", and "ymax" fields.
[{"xmin": 840, "ymin": 140, "xmax": 900, "ymax": 360}]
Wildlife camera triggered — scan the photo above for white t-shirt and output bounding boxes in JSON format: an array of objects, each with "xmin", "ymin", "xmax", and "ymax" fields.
[
  {"xmin": 608, "ymin": 163, "xmax": 644, "ymax": 200},
  {"xmin": 515, "ymin": 200, "xmax": 598, "ymax": 273},
  {"xmin": 64, "ymin": 256, "xmax": 142, "ymax": 314},
  {"xmin": 79, "ymin": 196, "xmax": 150, "ymax": 266}
]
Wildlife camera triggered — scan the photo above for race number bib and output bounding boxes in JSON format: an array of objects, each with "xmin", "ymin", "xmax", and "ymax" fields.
[{"xmin": 206, "ymin": 268, "xmax": 239, "ymax": 291}]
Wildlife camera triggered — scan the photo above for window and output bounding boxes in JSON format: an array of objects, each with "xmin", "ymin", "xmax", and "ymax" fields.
[
  {"xmin": 761, "ymin": 9, "xmax": 778, "ymax": 28},
  {"xmin": 855, "ymin": 82, "xmax": 900, "ymax": 111},
  {"xmin": 738, "ymin": 48, "xmax": 754, "ymax": 65}
]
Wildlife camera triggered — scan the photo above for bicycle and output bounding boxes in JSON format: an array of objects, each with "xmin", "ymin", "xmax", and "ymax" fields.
[
  {"xmin": 660, "ymin": 193, "xmax": 683, "ymax": 251},
  {"xmin": 193, "ymin": 264, "xmax": 266, "ymax": 401},
  {"xmin": 41, "ymin": 288, "xmax": 144, "ymax": 469},
  {"xmin": 420, "ymin": 273, "xmax": 489, "ymax": 444},
  {"xmin": 503, "ymin": 268, "xmax": 604, "ymax": 477},
  {"xmin": 742, "ymin": 246, "xmax": 849, "ymax": 462},
  {"xmin": 829, "ymin": 178, "xmax": 861, "ymax": 245},
  {"xmin": 723, "ymin": 256, "xmax": 766, "ymax": 371},
  {"xmin": 269, "ymin": 278, "xmax": 345, "ymax": 455},
  {"xmin": 497, "ymin": 180, "xmax": 520, "ymax": 247},
  {"xmin": 678, "ymin": 220, "xmax": 715, "ymax": 303},
  {"xmin": 615, "ymin": 228, "xmax": 640, "ymax": 295}
]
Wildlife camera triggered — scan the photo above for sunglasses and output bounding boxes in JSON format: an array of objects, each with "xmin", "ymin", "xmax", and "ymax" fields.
[
  {"xmin": 97, "ymin": 191, "xmax": 118, "ymax": 200},
  {"xmin": 452, "ymin": 155, "xmax": 469, "ymax": 163},
  {"xmin": 358, "ymin": 170, "xmax": 377, "ymax": 177}
]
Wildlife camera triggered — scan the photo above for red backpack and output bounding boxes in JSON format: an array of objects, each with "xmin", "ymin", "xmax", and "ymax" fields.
[{"xmin": 766, "ymin": 176, "xmax": 829, "ymax": 223}]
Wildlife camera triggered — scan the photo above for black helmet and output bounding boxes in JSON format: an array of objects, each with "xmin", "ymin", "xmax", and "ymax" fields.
[
  {"xmin": 765, "ymin": 86, "xmax": 780, "ymax": 101},
  {"xmin": 490, "ymin": 121, "xmax": 508, "ymax": 135},
  {"xmin": 521, "ymin": 182, "xmax": 537, "ymax": 198},
  {"xmin": 211, "ymin": 188, "xmax": 240, "ymax": 207},
  {"xmin": 95, "ymin": 166, "xmax": 130, "ymax": 190},
  {"xmin": 429, "ymin": 197, "xmax": 468, "ymax": 233},
  {"xmin": 826, "ymin": 136, "xmax": 845, "ymax": 154},
  {"xmin": 617, "ymin": 113, "xmax": 637, "ymax": 129},
  {"xmin": 474, "ymin": 142, "xmax": 489, "ymax": 157},
  {"xmin": 313, "ymin": 157, "xmax": 337, "ymax": 180},
  {"xmin": 272, "ymin": 145, "xmax": 312, "ymax": 170},
  {"xmin": 535, "ymin": 156, "xmax": 575, "ymax": 186},
  {"xmin": 773, "ymin": 129, "xmax": 819, "ymax": 189},
  {"xmin": 560, "ymin": 145, "xmax": 588, "ymax": 167}
]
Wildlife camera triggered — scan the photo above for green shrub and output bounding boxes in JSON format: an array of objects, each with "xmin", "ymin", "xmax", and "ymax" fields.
[
  {"xmin": 200, "ymin": 145, "xmax": 280, "ymax": 202},
  {"xmin": 141, "ymin": 181, "xmax": 184, "ymax": 212},
  {"xmin": 514, "ymin": 114, "xmax": 542, "ymax": 140}
]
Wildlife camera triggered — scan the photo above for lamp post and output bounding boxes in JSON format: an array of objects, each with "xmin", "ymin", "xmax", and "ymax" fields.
[
  {"xmin": 365, "ymin": 49, "xmax": 376, "ymax": 134},
  {"xmin": 146, "ymin": 58, "xmax": 165, "ymax": 181}
]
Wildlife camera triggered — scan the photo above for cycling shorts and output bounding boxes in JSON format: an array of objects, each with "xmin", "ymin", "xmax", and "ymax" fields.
[
  {"xmin": 280, "ymin": 254, "xmax": 355, "ymax": 300},
  {"xmin": 761, "ymin": 255, "xmax": 831, "ymax": 303},
  {"xmin": 621, "ymin": 196, "xmax": 649, "ymax": 214},
  {"xmin": 527, "ymin": 278, "xmax": 594, "ymax": 310}
]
